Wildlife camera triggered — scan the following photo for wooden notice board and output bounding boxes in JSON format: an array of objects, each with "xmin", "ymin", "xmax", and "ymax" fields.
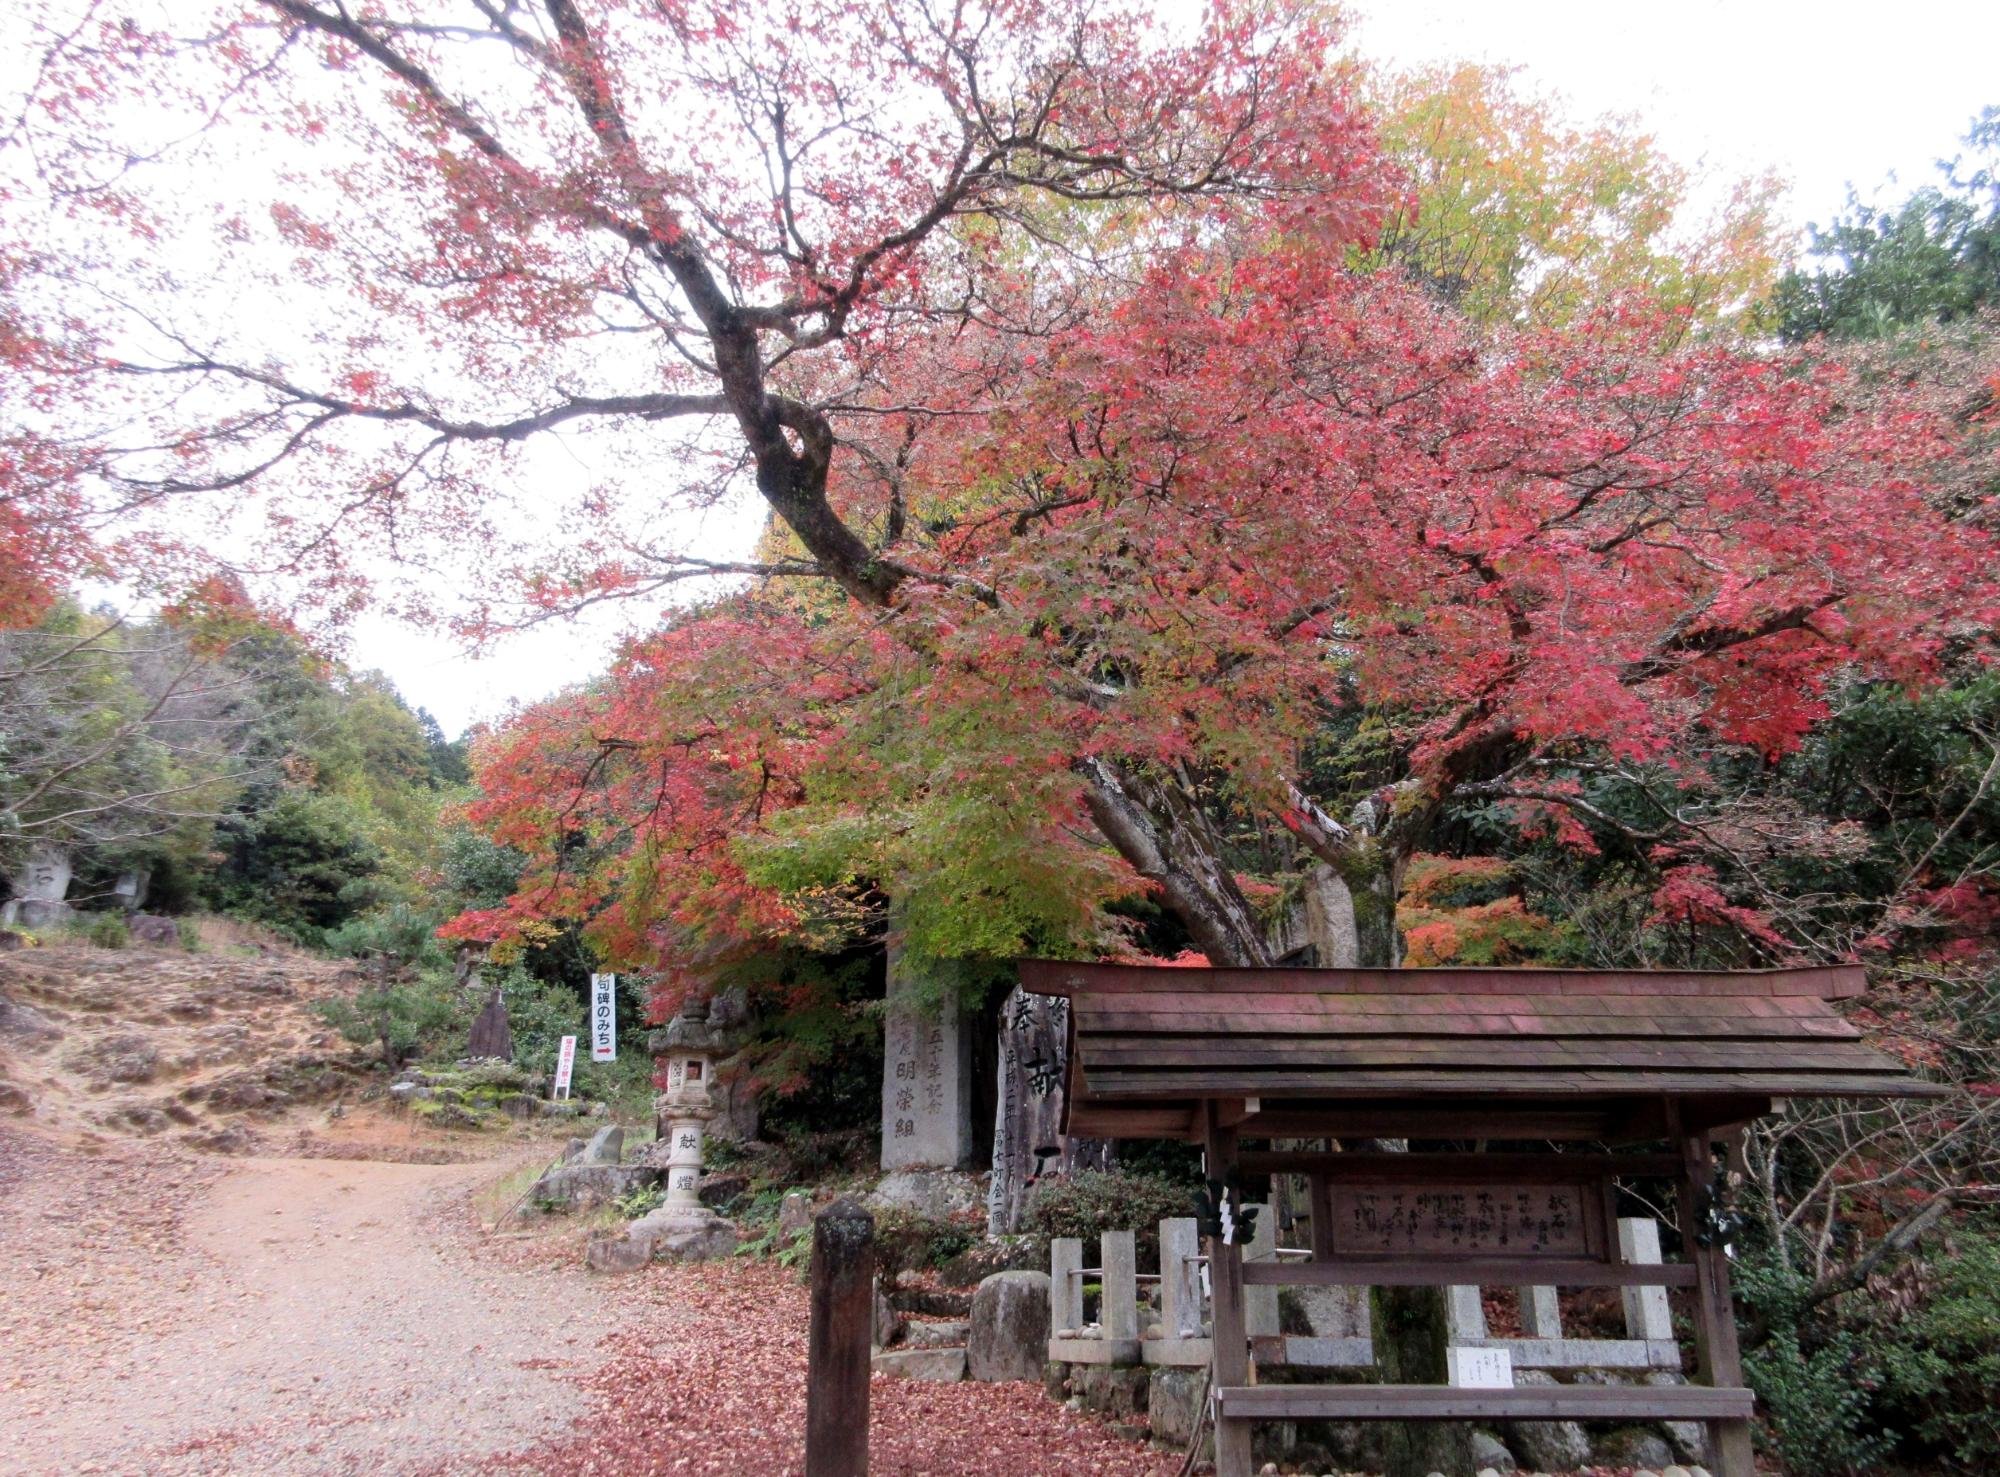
[{"xmin": 1326, "ymin": 1181, "xmax": 1606, "ymax": 1259}]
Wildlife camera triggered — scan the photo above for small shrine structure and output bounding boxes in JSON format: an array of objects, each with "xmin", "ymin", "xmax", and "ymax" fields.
[{"xmin": 1019, "ymin": 960, "xmax": 1943, "ymax": 1477}]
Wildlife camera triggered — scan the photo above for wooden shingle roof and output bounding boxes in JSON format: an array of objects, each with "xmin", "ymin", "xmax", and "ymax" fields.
[{"xmin": 1019, "ymin": 962, "xmax": 1942, "ymax": 1140}]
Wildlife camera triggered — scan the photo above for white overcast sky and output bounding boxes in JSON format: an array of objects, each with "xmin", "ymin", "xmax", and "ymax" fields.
[{"xmin": 352, "ymin": 0, "xmax": 2000, "ymax": 737}]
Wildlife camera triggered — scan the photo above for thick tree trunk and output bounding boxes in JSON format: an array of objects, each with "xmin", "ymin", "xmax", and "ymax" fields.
[
  {"xmin": 1077, "ymin": 758, "xmax": 1273, "ymax": 967},
  {"xmin": 1295, "ymin": 841, "xmax": 1468, "ymax": 1477}
]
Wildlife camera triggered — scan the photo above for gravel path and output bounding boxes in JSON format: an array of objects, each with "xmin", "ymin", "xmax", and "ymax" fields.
[{"xmin": 0, "ymin": 1129, "xmax": 619, "ymax": 1476}]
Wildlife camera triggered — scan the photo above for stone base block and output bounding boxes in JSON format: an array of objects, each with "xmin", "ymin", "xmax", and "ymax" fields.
[
  {"xmin": 867, "ymin": 1168, "xmax": 983, "ymax": 1219},
  {"xmin": 1048, "ymin": 1335, "xmax": 1144, "ymax": 1364},
  {"xmin": 906, "ymin": 1319, "xmax": 970, "ymax": 1349},
  {"xmin": 1147, "ymin": 1366, "xmax": 1211, "ymax": 1453},
  {"xmin": 1072, "ymin": 1363, "xmax": 1148, "ymax": 1419},
  {"xmin": 1140, "ymin": 1336, "xmax": 1213, "ymax": 1367},
  {"xmin": 872, "ymin": 1347, "xmax": 966, "ymax": 1382}
]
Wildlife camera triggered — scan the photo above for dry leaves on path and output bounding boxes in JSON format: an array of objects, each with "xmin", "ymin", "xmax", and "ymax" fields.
[{"xmin": 479, "ymin": 1260, "xmax": 1178, "ymax": 1477}]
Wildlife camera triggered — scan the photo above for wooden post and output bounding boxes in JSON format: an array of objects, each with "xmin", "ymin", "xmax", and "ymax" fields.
[
  {"xmin": 807, "ymin": 1197, "xmax": 875, "ymax": 1477},
  {"xmin": 1676, "ymin": 1126, "xmax": 1755, "ymax": 1477},
  {"xmin": 1204, "ymin": 1101, "xmax": 1253, "ymax": 1477}
]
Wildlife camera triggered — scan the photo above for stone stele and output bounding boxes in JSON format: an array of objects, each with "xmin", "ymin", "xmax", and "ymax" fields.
[{"xmin": 879, "ymin": 946, "xmax": 974, "ymax": 1172}]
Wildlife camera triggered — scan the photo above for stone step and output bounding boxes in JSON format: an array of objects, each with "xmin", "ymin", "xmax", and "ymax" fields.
[
  {"xmin": 904, "ymin": 1319, "xmax": 970, "ymax": 1349},
  {"xmin": 871, "ymin": 1347, "xmax": 966, "ymax": 1382},
  {"xmin": 888, "ymin": 1287, "xmax": 972, "ymax": 1317}
]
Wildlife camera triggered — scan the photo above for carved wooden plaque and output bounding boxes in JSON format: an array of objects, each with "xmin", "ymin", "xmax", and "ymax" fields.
[{"xmin": 1328, "ymin": 1182, "xmax": 1602, "ymax": 1258}]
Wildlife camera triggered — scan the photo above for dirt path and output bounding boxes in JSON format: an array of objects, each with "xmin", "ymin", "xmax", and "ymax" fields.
[
  {"xmin": 0, "ymin": 1131, "xmax": 620, "ymax": 1476},
  {"xmin": 0, "ymin": 942, "xmax": 1176, "ymax": 1477}
]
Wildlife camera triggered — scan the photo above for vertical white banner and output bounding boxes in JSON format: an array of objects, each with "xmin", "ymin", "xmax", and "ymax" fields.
[
  {"xmin": 553, "ymin": 1035, "xmax": 577, "ymax": 1100},
  {"xmin": 590, "ymin": 973, "xmax": 617, "ymax": 1062}
]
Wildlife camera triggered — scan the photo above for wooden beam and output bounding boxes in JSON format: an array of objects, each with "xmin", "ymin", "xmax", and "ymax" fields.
[
  {"xmin": 1212, "ymin": 1383, "xmax": 1755, "ymax": 1422},
  {"xmin": 1251, "ymin": 1104, "xmax": 1635, "ymax": 1142},
  {"xmin": 1241, "ymin": 1259, "xmax": 1696, "ymax": 1288},
  {"xmin": 1084, "ymin": 1067, "xmax": 1942, "ymax": 1098},
  {"xmin": 1236, "ymin": 1151, "xmax": 1682, "ymax": 1180},
  {"xmin": 1019, "ymin": 960, "xmax": 1866, "ymax": 998}
]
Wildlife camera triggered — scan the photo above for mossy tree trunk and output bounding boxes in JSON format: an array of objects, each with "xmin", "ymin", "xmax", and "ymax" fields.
[
  {"xmin": 1285, "ymin": 820, "xmax": 1470, "ymax": 1477},
  {"xmin": 1085, "ymin": 769, "xmax": 1467, "ymax": 1474}
]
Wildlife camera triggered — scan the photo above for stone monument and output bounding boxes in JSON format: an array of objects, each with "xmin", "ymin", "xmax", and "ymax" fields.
[
  {"xmin": 879, "ymin": 945, "xmax": 975, "ymax": 1172},
  {"xmin": 1, "ymin": 843, "xmax": 73, "ymax": 930},
  {"xmin": 986, "ymin": 985, "xmax": 1110, "ymax": 1233},
  {"xmin": 466, "ymin": 987, "xmax": 512, "ymax": 1061}
]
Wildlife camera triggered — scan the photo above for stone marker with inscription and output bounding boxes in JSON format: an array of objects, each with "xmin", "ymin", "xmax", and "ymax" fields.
[{"xmin": 879, "ymin": 947, "xmax": 974, "ymax": 1171}]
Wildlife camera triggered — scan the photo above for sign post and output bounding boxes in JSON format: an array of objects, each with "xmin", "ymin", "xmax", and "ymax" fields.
[
  {"xmin": 553, "ymin": 1034, "xmax": 577, "ymax": 1100},
  {"xmin": 590, "ymin": 972, "xmax": 617, "ymax": 1062}
]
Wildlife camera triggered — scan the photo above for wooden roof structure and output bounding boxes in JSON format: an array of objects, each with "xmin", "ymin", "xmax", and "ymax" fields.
[{"xmin": 1019, "ymin": 961, "xmax": 1942, "ymax": 1143}]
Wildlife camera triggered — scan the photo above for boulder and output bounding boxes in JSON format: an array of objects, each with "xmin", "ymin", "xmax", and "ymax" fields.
[
  {"xmin": 126, "ymin": 914, "xmax": 180, "ymax": 946},
  {"xmin": 465, "ymin": 987, "xmax": 512, "ymax": 1061},
  {"xmin": 966, "ymin": 1269, "xmax": 1051, "ymax": 1383},
  {"xmin": 1505, "ymin": 1371, "xmax": 1593, "ymax": 1474},
  {"xmin": 584, "ymin": 1231, "xmax": 654, "ymax": 1274},
  {"xmin": 1645, "ymin": 1372, "xmax": 1711, "ymax": 1464},
  {"xmin": 588, "ymin": 1205, "xmax": 739, "ymax": 1270},
  {"xmin": 869, "ymin": 1168, "xmax": 982, "ymax": 1220},
  {"xmin": 1470, "ymin": 1429, "xmax": 1516, "ymax": 1472},
  {"xmin": 697, "ymin": 1170, "xmax": 749, "ymax": 1210},
  {"xmin": 874, "ymin": 1285, "xmax": 905, "ymax": 1348},
  {"xmin": 580, "ymin": 1123, "xmax": 624, "ymax": 1165},
  {"xmin": 529, "ymin": 1163, "xmax": 659, "ymax": 1213},
  {"xmin": 1596, "ymin": 1426, "xmax": 1676, "ymax": 1470},
  {"xmin": 0, "ymin": 993, "xmax": 60, "ymax": 1047}
]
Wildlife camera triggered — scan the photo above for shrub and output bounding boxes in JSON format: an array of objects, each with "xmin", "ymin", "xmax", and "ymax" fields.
[
  {"xmin": 1874, "ymin": 1231, "xmax": 2000, "ymax": 1468},
  {"xmin": 1025, "ymin": 1169, "xmax": 1199, "ymax": 1272},
  {"xmin": 65, "ymin": 912, "xmax": 130, "ymax": 948},
  {"xmin": 872, "ymin": 1206, "xmax": 977, "ymax": 1280},
  {"xmin": 315, "ymin": 977, "xmax": 455, "ymax": 1065},
  {"xmin": 324, "ymin": 903, "xmax": 445, "ymax": 972},
  {"xmin": 1745, "ymin": 1328, "xmax": 1892, "ymax": 1475}
]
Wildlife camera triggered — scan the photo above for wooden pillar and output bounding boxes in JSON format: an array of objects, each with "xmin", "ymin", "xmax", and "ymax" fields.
[
  {"xmin": 1676, "ymin": 1122, "xmax": 1755, "ymax": 1477},
  {"xmin": 806, "ymin": 1197, "xmax": 875, "ymax": 1477},
  {"xmin": 1204, "ymin": 1101, "xmax": 1253, "ymax": 1477}
]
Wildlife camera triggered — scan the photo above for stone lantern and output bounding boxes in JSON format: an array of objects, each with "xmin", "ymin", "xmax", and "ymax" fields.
[
  {"xmin": 657, "ymin": 1024, "xmax": 718, "ymax": 1214},
  {"xmin": 627, "ymin": 999, "xmax": 742, "ymax": 1255}
]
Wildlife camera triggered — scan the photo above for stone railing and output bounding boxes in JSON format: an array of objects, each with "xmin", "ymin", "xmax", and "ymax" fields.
[{"xmin": 1048, "ymin": 1211, "xmax": 1682, "ymax": 1373}]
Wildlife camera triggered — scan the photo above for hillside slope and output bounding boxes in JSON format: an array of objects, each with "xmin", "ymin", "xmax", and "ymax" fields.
[{"xmin": 0, "ymin": 937, "xmax": 379, "ymax": 1152}]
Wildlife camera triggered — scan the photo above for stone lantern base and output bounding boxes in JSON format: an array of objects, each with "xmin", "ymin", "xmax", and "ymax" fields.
[{"xmin": 586, "ymin": 1202, "xmax": 738, "ymax": 1272}]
